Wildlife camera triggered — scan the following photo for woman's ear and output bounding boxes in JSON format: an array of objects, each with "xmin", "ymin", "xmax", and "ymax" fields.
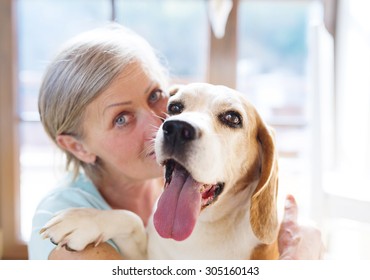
[{"xmin": 56, "ymin": 134, "xmax": 96, "ymax": 164}]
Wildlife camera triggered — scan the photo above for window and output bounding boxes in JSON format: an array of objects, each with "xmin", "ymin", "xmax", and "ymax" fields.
[
  {"xmin": 116, "ymin": 0, "xmax": 209, "ymax": 81},
  {"xmin": 320, "ymin": 0, "xmax": 370, "ymax": 259},
  {"xmin": 237, "ymin": 0, "xmax": 314, "ymax": 217}
]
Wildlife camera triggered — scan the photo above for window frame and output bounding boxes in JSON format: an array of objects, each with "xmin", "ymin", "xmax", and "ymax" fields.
[
  {"xmin": 0, "ymin": 0, "xmax": 28, "ymax": 260},
  {"xmin": 207, "ymin": 0, "xmax": 238, "ymax": 88}
]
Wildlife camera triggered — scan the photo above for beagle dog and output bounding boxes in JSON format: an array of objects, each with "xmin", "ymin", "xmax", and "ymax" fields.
[{"xmin": 41, "ymin": 83, "xmax": 279, "ymax": 260}]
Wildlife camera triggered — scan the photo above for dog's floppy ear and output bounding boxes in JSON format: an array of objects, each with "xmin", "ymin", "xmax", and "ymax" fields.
[
  {"xmin": 168, "ymin": 84, "xmax": 183, "ymax": 97},
  {"xmin": 250, "ymin": 115, "xmax": 279, "ymax": 244}
]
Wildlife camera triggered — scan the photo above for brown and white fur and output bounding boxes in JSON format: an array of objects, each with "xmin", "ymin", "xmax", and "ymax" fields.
[{"xmin": 41, "ymin": 83, "xmax": 279, "ymax": 260}]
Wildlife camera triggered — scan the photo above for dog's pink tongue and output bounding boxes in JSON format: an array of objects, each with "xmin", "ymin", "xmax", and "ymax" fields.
[{"xmin": 154, "ymin": 167, "xmax": 201, "ymax": 241}]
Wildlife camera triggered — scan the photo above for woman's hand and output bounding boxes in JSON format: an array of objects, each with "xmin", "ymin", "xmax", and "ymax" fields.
[{"xmin": 278, "ymin": 195, "xmax": 325, "ymax": 260}]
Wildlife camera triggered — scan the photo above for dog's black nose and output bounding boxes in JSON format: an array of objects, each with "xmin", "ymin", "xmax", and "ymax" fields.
[{"xmin": 163, "ymin": 120, "xmax": 197, "ymax": 145}]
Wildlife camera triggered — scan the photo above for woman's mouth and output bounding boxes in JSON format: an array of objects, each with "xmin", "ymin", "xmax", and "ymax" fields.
[{"xmin": 147, "ymin": 151, "xmax": 156, "ymax": 160}]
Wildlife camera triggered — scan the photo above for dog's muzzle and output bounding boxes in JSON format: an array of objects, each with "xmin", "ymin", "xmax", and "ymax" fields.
[{"xmin": 154, "ymin": 120, "xmax": 225, "ymax": 241}]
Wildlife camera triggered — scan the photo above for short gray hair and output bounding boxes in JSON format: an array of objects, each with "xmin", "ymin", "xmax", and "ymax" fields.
[{"xmin": 38, "ymin": 24, "xmax": 169, "ymax": 180}]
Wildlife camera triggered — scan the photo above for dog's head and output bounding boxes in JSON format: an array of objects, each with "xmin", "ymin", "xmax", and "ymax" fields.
[{"xmin": 154, "ymin": 83, "xmax": 278, "ymax": 244}]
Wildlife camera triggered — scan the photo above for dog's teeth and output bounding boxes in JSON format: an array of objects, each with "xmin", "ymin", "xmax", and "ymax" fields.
[{"xmin": 200, "ymin": 184, "xmax": 213, "ymax": 194}]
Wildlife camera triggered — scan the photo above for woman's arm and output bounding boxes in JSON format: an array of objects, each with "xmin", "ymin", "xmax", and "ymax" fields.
[{"xmin": 48, "ymin": 242, "xmax": 123, "ymax": 260}]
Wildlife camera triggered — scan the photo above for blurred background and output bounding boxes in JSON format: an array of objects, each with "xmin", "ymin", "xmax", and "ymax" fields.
[{"xmin": 1, "ymin": 0, "xmax": 369, "ymax": 259}]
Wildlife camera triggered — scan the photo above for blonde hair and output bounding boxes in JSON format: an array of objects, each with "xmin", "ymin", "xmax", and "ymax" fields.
[{"xmin": 38, "ymin": 24, "xmax": 169, "ymax": 181}]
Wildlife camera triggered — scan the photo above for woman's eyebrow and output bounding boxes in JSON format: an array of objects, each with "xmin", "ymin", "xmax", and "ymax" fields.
[
  {"xmin": 103, "ymin": 81, "xmax": 155, "ymax": 115},
  {"xmin": 144, "ymin": 81, "xmax": 154, "ymax": 95},
  {"xmin": 103, "ymin": 101, "xmax": 132, "ymax": 115}
]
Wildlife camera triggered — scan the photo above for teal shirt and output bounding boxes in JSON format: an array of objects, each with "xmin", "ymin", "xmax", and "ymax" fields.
[{"xmin": 28, "ymin": 173, "xmax": 119, "ymax": 259}]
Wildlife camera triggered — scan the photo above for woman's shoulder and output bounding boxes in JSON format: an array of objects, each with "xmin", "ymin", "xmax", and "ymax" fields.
[
  {"xmin": 36, "ymin": 173, "xmax": 110, "ymax": 212},
  {"xmin": 28, "ymin": 173, "xmax": 116, "ymax": 260}
]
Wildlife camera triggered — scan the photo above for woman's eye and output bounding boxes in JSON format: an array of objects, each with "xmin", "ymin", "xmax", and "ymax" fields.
[
  {"xmin": 219, "ymin": 111, "xmax": 242, "ymax": 128},
  {"xmin": 148, "ymin": 89, "xmax": 163, "ymax": 104},
  {"xmin": 168, "ymin": 102, "xmax": 184, "ymax": 115},
  {"xmin": 114, "ymin": 113, "xmax": 128, "ymax": 127}
]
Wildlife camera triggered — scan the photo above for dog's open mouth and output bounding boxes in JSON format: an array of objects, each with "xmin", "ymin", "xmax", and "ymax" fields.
[
  {"xmin": 165, "ymin": 160, "xmax": 224, "ymax": 209},
  {"xmin": 153, "ymin": 159, "xmax": 224, "ymax": 241}
]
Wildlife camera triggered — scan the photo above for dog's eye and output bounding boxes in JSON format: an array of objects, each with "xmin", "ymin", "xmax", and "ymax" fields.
[
  {"xmin": 168, "ymin": 102, "xmax": 184, "ymax": 115},
  {"xmin": 219, "ymin": 111, "xmax": 242, "ymax": 128}
]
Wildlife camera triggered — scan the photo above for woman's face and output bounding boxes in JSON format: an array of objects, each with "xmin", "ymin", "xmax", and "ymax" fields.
[{"xmin": 81, "ymin": 63, "xmax": 168, "ymax": 183}]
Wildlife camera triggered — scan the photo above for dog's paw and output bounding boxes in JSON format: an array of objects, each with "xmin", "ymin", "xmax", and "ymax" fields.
[
  {"xmin": 40, "ymin": 208, "xmax": 106, "ymax": 251},
  {"xmin": 99, "ymin": 210, "xmax": 148, "ymax": 259},
  {"xmin": 114, "ymin": 211, "xmax": 148, "ymax": 259}
]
